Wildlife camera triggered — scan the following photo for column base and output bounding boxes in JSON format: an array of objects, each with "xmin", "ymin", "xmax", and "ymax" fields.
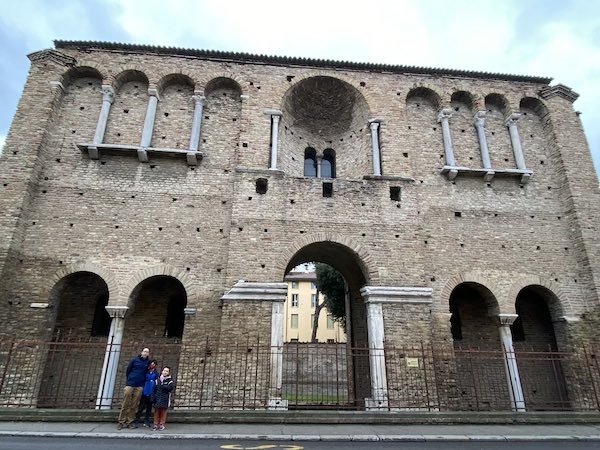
[
  {"xmin": 268, "ymin": 398, "xmax": 288, "ymax": 410},
  {"xmin": 365, "ymin": 397, "xmax": 389, "ymax": 411}
]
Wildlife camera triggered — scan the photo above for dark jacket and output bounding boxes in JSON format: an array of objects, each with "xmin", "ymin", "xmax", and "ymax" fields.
[
  {"xmin": 125, "ymin": 355, "xmax": 149, "ymax": 387},
  {"xmin": 152, "ymin": 376, "xmax": 175, "ymax": 409},
  {"xmin": 142, "ymin": 369, "xmax": 159, "ymax": 396}
]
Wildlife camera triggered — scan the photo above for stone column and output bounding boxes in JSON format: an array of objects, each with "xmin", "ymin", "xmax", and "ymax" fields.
[
  {"xmin": 316, "ymin": 154, "xmax": 323, "ymax": 178},
  {"xmin": 368, "ymin": 119, "xmax": 382, "ymax": 176},
  {"xmin": 96, "ymin": 305, "xmax": 128, "ymax": 410},
  {"xmin": 270, "ymin": 300, "xmax": 285, "ymax": 409},
  {"xmin": 89, "ymin": 85, "xmax": 115, "ymax": 159},
  {"xmin": 188, "ymin": 94, "xmax": 206, "ymax": 152},
  {"xmin": 498, "ymin": 313, "xmax": 526, "ymax": 412},
  {"xmin": 505, "ymin": 113, "xmax": 526, "ymax": 170},
  {"xmin": 438, "ymin": 108, "xmax": 456, "ymax": 167},
  {"xmin": 139, "ymin": 88, "xmax": 160, "ymax": 162},
  {"xmin": 473, "ymin": 111, "xmax": 494, "ymax": 182},
  {"xmin": 264, "ymin": 109, "xmax": 283, "ymax": 170},
  {"xmin": 366, "ymin": 301, "xmax": 388, "ymax": 407}
]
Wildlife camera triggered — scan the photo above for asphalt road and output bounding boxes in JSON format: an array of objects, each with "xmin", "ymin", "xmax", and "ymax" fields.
[{"xmin": 1, "ymin": 437, "xmax": 600, "ymax": 450}]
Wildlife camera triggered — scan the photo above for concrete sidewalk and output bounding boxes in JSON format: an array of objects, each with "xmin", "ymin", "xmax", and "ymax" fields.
[{"xmin": 1, "ymin": 421, "xmax": 600, "ymax": 441}]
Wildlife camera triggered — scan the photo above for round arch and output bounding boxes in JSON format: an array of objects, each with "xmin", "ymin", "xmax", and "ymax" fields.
[
  {"xmin": 277, "ymin": 232, "xmax": 378, "ymax": 284},
  {"xmin": 123, "ymin": 264, "xmax": 196, "ymax": 308},
  {"xmin": 43, "ymin": 262, "xmax": 118, "ymax": 303}
]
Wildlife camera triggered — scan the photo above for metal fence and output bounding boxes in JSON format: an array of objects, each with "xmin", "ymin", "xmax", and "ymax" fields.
[{"xmin": 1, "ymin": 337, "xmax": 600, "ymax": 411}]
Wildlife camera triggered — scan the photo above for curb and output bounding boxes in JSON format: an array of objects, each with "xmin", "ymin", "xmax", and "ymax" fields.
[{"xmin": 1, "ymin": 431, "xmax": 600, "ymax": 441}]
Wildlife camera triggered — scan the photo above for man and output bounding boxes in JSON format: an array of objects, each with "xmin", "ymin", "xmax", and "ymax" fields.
[{"xmin": 117, "ymin": 347, "xmax": 150, "ymax": 430}]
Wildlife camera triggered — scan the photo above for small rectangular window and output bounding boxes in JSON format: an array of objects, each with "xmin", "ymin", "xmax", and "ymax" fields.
[
  {"xmin": 323, "ymin": 182, "xmax": 333, "ymax": 198},
  {"xmin": 291, "ymin": 293, "xmax": 299, "ymax": 307},
  {"xmin": 327, "ymin": 315, "xmax": 334, "ymax": 330},
  {"xmin": 311, "ymin": 282, "xmax": 317, "ymax": 290},
  {"xmin": 291, "ymin": 314, "xmax": 299, "ymax": 329},
  {"xmin": 291, "ymin": 281, "xmax": 299, "ymax": 289},
  {"xmin": 390, "ymin": 186, "xmax": 401, "ymax": 201},
  {"xmin": 311, "ymin": 294, "xmax": 317, "ymax": 308}
]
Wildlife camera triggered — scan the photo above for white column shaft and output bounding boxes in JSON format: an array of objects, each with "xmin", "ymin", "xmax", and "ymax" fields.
[
  {"xmin": 366, "ymin": 302, "xmax": 388, "ymax": 401},
  {"xmin": 92, "ymin": 86, "xmax": 114, "ymax": 145},
  {"xmin": 269, "ymin": 115, "xmax": 281, "ymax": 170},
  {"xmin": 474, "ymin": 112, "xmax": 492, "ymax": 169},
  {"xmin": 189, "ymin": 95, "xmax": 205, "ymax": 151},
  {"xmin": 95, "ymin": 316, "xmax": 125, "ymax": 409},
  {"xmin": 438, "ymin": 109, "xmax": 456, "ymax": 166},
  {"xmin": 499, "ymin": 324, "xmax": 526, "ymax": 411},
  {"xmin": 506, "ymin": 114, "xmax": 527, "ymax": 170},
  {"xmin": 140, "ymin": 91, "xmax": 159, "ymax": 148},
  {"xmin": 270, "ymin": 301, "xmax": 285, "ymax": 396},
  {"xmin": 369, "ymin": 122, "xmax": 382, "ymax": 176}
]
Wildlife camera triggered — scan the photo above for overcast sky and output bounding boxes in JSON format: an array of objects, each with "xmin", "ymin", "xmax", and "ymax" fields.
[{"xmin": 1, "ymin": 0, "xmax": 599, "ymax": 179}]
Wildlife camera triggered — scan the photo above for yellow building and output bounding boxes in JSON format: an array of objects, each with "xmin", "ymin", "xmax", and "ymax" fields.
[{"xmin": 284, "ymin": 271, "xmax": 346, "ymax": 343}]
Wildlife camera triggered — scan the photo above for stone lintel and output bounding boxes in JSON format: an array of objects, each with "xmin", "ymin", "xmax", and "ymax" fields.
[
  {"xmin": 221, "ymin": 281, "xmax": 287, "ymax": 302},
  {"xmin": 263, "ymin": 109, "xmax": 282, "ymax": 116},
  {"xmin": 183, "ymin": 308, "xmax": 196, "ymax": 316},
  {"xmin": 361, "ymin": 286, "xmax": 433, "ymax": 304},
  {"xmin": 363, "ymin": 174, "xmax": 415, "ymax": 183},
  {"xmin": 559, "ymin": 315, "xmax": 581, "ymax": 323},
  {"xmin": 30, "ymin": 303, "xmax": 50, "ymax": 309}
]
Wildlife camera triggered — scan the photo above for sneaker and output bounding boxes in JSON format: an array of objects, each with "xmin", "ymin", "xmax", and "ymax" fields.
[
  {"xmin": 132, "ymin": 422, "xmax": 139, "ymax": 429},
  {"xmin": 143, "ymin": 422, "xmax": 150, "ymax": 428},
  {"xmin": 117, "ymin": 423, "xmax": 123, "ymax": 430},
  {"xmin": 152, "ymin": 426, "xmax": 158, "ymax": 431},
  {"xmin": 158, "ymin": 425, "xmax": 165, "ymax": 431}
]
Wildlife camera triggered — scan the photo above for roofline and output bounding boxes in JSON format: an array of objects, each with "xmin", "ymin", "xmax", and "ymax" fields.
[{"xmin": 54, "ymin": 40, "xmax": 553, "ymax": 85}]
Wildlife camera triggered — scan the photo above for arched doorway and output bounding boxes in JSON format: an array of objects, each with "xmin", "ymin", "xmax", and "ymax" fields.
[
  {"xmin": 449, "ymin": 282, "xmax": 512, "ymax": 410},
  {"xmin": 115, "ymin": 275, "xmax": 187, "ymax": 406},
  {"xmin": 38, "ymin": 271, "xmax": 110, "ymax": 408},
  {"xmin": 513, "ymin": 285, "xmax": 569, "ymax": 410},
  {"xmin": 282, "ymin": 241, "xmax": 370, "ymax": 409}
]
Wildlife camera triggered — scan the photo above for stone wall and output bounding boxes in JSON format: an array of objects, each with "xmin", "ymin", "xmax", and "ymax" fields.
[{"xmin": 0, "ymin": 42, "xmax": 599, "ymax": 409}]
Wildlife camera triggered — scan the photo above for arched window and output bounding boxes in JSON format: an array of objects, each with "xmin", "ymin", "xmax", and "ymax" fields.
[
  {"xmin": 322, "ymin": 148, "xmax": 336, "ymax": 178},
  {"xmin": 304, "ymin": 147, "xmax": 317, "ymax": 177}
]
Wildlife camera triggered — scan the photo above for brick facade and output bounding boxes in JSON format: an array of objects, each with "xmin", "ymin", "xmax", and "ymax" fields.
[{"xmin": 1, "ymin": 41, "xmax": 599, "ymax": 410}]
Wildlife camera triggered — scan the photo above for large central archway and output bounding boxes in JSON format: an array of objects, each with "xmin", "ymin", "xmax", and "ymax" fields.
[{"xmin": 282, "ymin": 240, "xmax": 371, "ymax": 409}]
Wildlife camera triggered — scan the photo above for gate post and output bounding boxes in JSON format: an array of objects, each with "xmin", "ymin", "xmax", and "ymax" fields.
[
  {"xmin": 96, "ymin": 305, "xmax": 128, "ymax": 410},
  {"xmin": 221, "ymin": 281, "xmax": 288, "ymax": 410},
  {"xmin": 498, "ymin": 313, "xmax": 526, "ymax": 412}
]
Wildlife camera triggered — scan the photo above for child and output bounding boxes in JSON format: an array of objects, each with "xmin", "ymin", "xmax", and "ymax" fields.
[
  {"xmin": 133, "ymin": 359, "xmax": 158, "ymax": 428},
  {"xmin": 151, "ymin": 366, "xmax": 175, "ymax": 431}
]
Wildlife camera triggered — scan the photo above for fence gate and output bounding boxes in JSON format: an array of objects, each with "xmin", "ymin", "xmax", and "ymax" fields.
[{"xmin": 282, "ymin": 342, "xmax": 367, "ymax": 409}]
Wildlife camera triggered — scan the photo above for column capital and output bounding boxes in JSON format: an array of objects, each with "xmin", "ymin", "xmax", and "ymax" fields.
[
  {"xmin": 473, "ymin": 110, "xmax": 486, "ymax": 127},
  {"xmin": 263, "ymin": 108, "xmax": 282, "ymax": 117},
  {"xmin": 147, "ymin": 88, "xmax": 160, "ymax": 100},
  {"xmin": 498, "ymin": 313, "xmax": 518, "ymax": 326},
  {"xmin": 191, "ymin": 94, "xmax": 206, "ymax": 106},
  {"xmin": 369, "ymin": 121, "xmax": 380, "ymax": 131},
  {"xmin": 105, "ymin": 305, "xmax": 128, "ymax": 319},
  {"xmin": 437, "ymin": 107, "xmax": 453, "ymax": 122},
  {"xmin": 504, "ymin": 112, "xmax": 521, "ymax": 126},
  {"xmin": 101, "ymin": 85, "xmax": 115, "ymax": 104}
]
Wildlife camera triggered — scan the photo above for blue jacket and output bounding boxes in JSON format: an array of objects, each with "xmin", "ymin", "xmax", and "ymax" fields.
[
  {"xmin": 142, "ymin": 369, "xmax": 159, "ymax": 396},
  {"xmin": 125, "ymin": 355, "xmax": 149, "ymax": 387}
]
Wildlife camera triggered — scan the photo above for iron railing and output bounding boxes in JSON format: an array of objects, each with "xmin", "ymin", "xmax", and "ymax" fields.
[{"xmin": 1, "ymin": 337, "xmax": 599, "ymax": 411}]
